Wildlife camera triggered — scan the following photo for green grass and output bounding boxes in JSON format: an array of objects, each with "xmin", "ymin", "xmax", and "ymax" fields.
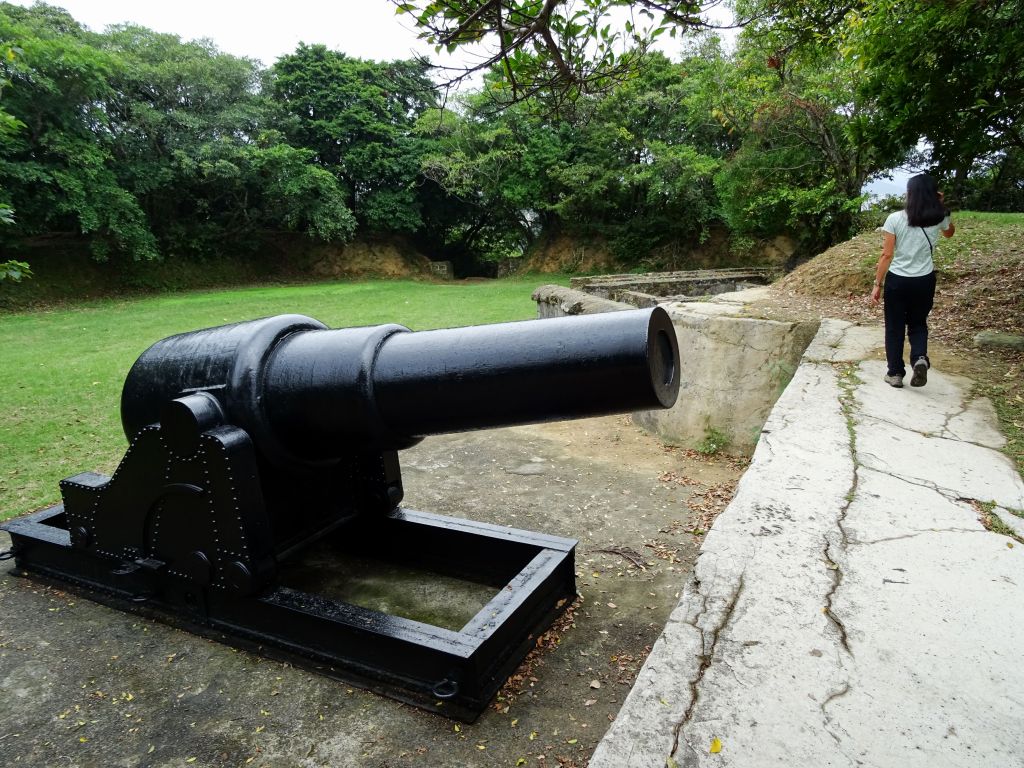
[
  {"xmin": 948, "ymin": 211, "xmax": 1024, "ymax": 224},
  {"xmin": 695, "ymin": 426, "xmax": 729, "ymax": 456},
  {"xmin": 0, "ymin": 275, "xmax": 569, "ymax": 520}
]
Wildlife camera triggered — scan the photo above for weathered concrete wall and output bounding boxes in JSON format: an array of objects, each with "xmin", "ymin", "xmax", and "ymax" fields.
[
  {"xmin": 532, "ymin": 285, "xmax": 818, "ymax": 454},
  {"xmin": 637, "ymin": 300, "xmax": 818, "ymax": 453},
  {"xmin": 531, "ymin": 284, "xmax": 631, "ymax": 319},
  {"xmin": 569, "ymin": 268, "xmax": 777, "ymax": 302}
]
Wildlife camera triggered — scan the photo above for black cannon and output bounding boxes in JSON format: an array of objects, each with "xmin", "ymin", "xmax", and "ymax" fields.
[{"xmin": 2, "ymin": 308, "xmax": 679, "ymax": 719}]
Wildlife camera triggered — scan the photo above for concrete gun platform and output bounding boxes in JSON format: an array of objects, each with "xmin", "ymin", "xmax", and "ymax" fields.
[
  {"xmin": 2, "ymin": 314, "xmax": 1021, "ymax": 767},
  {"xmin": 0, "ymin": 413, "xmax": 738, "ymax": 767},
  {"xmin": 592, "ymin": 318, "xmax": 1024, "ymax": 767}
]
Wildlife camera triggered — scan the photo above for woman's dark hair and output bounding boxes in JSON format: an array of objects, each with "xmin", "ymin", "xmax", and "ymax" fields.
[{"xmin": 905, "ymin": 174, "xmax": 946, "ymax": 227}]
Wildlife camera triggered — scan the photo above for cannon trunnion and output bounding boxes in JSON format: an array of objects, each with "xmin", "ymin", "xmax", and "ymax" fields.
[{"xmin": 3, "ymin": 308, "xmax": 679, "ymax": 720}]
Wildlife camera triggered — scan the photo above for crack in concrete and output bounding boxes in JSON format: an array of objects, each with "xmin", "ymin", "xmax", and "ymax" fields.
[
  {"xmin": 822, "ymin": 533, "xmax": 852, "ymax": 655},
  {"xmin": 821, "ymin": 364, "xmax": 860, "ymax": 658},
  {"xmin": 849, "ymin": 527, "xmax": 986, "ymax": 545},
  {"xmin": 668, "ymin": 572, "xmax": 746, "ymax": 762},
  {"xmin": 939, "ymin": 394, "xmax": 971, "ymax": 437},
  {"xmin": 861, "ymin": 466, "xmax": 1016, "ymax": 512},
  {"xmin": 820, "ymin": 682, "xmax": 853, "ymax": 746},
  {"xmin": 857, "ymin": 411, "xmax": 1004, "ymax": 453},
  {"xmin": 821, "ymin": 681, "xmax": 852, "ymax": 712}
]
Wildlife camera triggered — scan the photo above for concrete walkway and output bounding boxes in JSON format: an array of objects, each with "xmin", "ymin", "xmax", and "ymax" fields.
[{"xmin": 592, "ymin": 318, "xmax": 1024, "ymax": 768}]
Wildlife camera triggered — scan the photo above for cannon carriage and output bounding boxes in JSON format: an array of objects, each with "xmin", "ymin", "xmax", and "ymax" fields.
[{"xmin": 2, "ymin": 307, "xmax": 679, "ymax": 719}]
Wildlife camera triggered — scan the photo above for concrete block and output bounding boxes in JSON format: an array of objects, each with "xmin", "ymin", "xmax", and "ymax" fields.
[
  {"xmin": 531, "ymin": 284, "xmax": 629, "ymax": 318},
  {"xmin": 804, "ymin": 318, "xmax": 883, "ymax": 363},
  {"xmin": 856, "ymin": 361, "xmax": 1006, "ymax": 449},
  {"xmin": 634, "ymin": 304, "xmax": 818, "ymax": 454}
]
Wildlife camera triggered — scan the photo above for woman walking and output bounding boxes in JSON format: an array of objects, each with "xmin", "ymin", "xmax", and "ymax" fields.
[{"xmin": 870, "ymin": 174, "xmax": 955, "ymax": 388}]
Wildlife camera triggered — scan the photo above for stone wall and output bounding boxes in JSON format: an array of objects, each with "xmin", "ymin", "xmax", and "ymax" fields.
[
  {"xmin": 531, "ymin": 284, "xmax": 632, "ymax": 319},
  {"xmin": 429, "ymin": 260, "xmax": 454, "ymax": 280},
  {"xmin": 532, "ymin": 284, "xmax": 818, "ymax": 454},
  {"xmin": 570, "ymin": 268, "xmax": 777, "ymax": 303}
]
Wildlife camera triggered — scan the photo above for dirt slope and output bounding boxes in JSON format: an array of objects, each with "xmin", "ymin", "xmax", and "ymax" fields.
[{"xmin": 752, "ymin": 211, "xmax": 1024, "ymax": 473}]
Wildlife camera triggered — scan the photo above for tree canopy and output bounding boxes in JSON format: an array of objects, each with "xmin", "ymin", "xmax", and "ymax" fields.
[
  {"xmin": 271, "ymin": 45, "xmax": 437, "ymax": 233},
  {"xmin": 390, "ymin": 0, "xmax": 732, "ymax": 103},
  {"xmin": 0, "ymin": 0, "xmax": 1020, "ymax": 284},
  {"xmin": 0, "ymin": 4, "xmax": 357, "ymax": 263}
]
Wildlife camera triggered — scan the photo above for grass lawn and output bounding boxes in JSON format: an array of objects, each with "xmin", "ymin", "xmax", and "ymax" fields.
[{"xmin": 0, "ymin": 276, "xmax": 568, "ymax": 521}]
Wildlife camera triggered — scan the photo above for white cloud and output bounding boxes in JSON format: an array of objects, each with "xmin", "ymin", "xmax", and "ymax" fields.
[
  {"xmin": 9, "ymin": 1, "xmax": 435, "ymax": 66},
  {"xmin": 12, "ymin": 0, "xmax": 739, "ymax": 69}
]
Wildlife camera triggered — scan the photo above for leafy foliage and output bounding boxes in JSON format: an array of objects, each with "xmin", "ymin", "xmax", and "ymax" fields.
[
  {"xmin": 696, "ymin": 425, "xmax": 728, "ymax": 455},
  {"xmin": 416, "ymin": 53, "xmax": 724, "ymax": 264},
  {"xmin": 0, "ymin": 257, "xmax": 29, "ymax": 281},
  {"xmin": 0, "ymin": 0, "xmax": 1021, "ymax": 283},
  {"xmin": 271, "ymin": 46, "xmax": 437, "ymax": 233},
  {"xmin": 390, "ymin": 0, "xmax": 719, "ymax": 104},
  {"xmin": 739, "ymin": 0, "xmax": 1024, "ymax": 198},
  {"xmin": 845, "ymin": 0, "xmax": 1024, "ymax": 182},
  {"xmin": 0, "ymin": 4, "xmax": 355, "ymax": 263},
  {"xmin": 0, "ymin": 5, "xmax": 157, "ymax": 260},
  {"xmin": 705, "ymin": 12, "xmax": 903, "ymax": 251},
  {"xmin": 957, "ymin": 148, "xmax": 1024, "ymax": 212}
]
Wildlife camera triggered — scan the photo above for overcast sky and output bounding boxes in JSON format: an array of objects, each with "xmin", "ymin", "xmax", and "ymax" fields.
[
  {"xmin": 8, "ymin": 1, "xmax": 444, "ymax": 64},
  {"xmin": 10, "ymin": 0, "xmax": 715, "ymax": 69}
]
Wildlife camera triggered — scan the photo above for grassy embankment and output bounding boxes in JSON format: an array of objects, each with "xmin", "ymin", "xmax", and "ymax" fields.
[
  {"xmin": 769, "ymin": 210, "xmax": 1024, "ymax": 478},
  {"xmin": 0, "ymin": 276, "xmax": 569, "ymax": 521}
]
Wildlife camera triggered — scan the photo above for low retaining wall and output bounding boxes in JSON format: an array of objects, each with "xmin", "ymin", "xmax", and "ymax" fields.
[
  {"xmin": 532, "ymin": 284, "xmax": 632, "ymax": 319},
  {"xmin": 570, "ymin": 268, "xmax": 776, "ymax": 304},
  {"xmin": 533, "ymin": 284, "xmax": 818, "ymax": 454}
]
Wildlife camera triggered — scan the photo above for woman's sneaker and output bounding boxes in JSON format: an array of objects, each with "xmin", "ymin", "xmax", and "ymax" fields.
[
  {"xmin": 884, "ymin": 374, "xmax": 904, "ymax": 388},
  {"xmin": 910, "ymin": 358, "xmax": 928, "ymax": 387}
]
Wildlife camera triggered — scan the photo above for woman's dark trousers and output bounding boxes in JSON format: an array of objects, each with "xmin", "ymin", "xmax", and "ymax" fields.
[{"xmin": 883, "ymin": 271, "xmax": 937, "ymax": 377}]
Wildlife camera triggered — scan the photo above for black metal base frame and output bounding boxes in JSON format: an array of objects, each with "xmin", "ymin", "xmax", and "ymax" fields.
[{"xmin": 3, "ymin": 506, "xmax": 577, "ymax": 722}]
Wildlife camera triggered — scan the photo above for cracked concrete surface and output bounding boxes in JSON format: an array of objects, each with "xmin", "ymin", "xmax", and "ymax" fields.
[{"xmin": 591, "ymin": 319, "xmax": 1024, "ymax": 768}]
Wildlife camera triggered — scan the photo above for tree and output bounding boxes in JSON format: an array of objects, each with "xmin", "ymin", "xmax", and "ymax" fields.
[
  {"xmin": 739, "ymin": 0, "xmax": 1024, "ymax": 197},
  {"xmin": 97, "ymin": 25, "xmax": 264, "ymax": 235},
  {"xmin": 170, "ymin": 135, "xmax": 356, "ymax": 248},
  {"xmin": 0, "ymin": 6, "xmax": 357, "ymax": 263},
  {"xmin": 415, "ymin": 89, "xmax": 560, "ymax": 264},
  {"xmin": 685, "ymin": 3, "xmax": 927, "ymax": 251},
  {"xmin": 98, "ymin": 25, "xmax": 355, "ymax": 256},
  {"xmin": 957, "ymin": 148, "xmax": 1024, "ymax": 212},
  {"xmin": 0, "ymin": 3, "xmax": 158, "ymax": 260},
  {"xmin": 0, "ymin": 39, "xmax": 29, "ymax": 281},
  {"xmin": 391, "ymin": 0, "xmax": 737, "ymax": 103},
  {"xmin": 415, "ymin": 52, "xmax": 724, "ymax": 265},
  {"xmin": 543, "ymin": 51, "xmax": 721, "ymax": 258},
  {"xmin": 270, "ymin": 45, "xmax": 438, "ymax": 233},
  {"xmin": 850, "ymin": 0, "xmax": 1024, "ymax": 195}
]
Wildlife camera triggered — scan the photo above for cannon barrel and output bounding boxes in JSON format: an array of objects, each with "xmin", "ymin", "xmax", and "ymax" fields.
[{"xmin": 121, "ymin": 307, "xmax": 679, "ymax": 464}]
